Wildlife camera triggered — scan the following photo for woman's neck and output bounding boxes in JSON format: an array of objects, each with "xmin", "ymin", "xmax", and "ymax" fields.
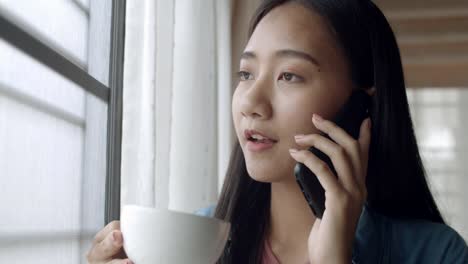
[{"xmin": 267, "ymin": 179, "xmax": 316, "ymax": 260}]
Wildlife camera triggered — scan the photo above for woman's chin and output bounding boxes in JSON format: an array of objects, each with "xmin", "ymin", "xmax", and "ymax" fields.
[
  {"xmin": 248, "ymin": 175, "xmax": 274, "ymax": 183},
  {"xmin": 244, "ymin": 154, "xmax": 296, "ymax": 182},
  {"xmin": 246, "ymin": 167, "xmax": 287, "ymax": 183}
]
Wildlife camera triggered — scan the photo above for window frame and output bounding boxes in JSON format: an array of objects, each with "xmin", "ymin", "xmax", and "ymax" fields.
[{"xmin": 105, "ymin": 0, "xmax": 126, "ymax": 223}]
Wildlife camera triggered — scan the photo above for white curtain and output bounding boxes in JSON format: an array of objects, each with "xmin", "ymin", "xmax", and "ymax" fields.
[{"xmin": 121, "ymin": 0, "xmax": 232, "ymax": 213}]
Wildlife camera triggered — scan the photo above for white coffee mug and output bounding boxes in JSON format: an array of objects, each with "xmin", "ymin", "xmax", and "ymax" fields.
[{"xmin": 121, "ymin": 205, "xmax": 231, "ymax": 264}]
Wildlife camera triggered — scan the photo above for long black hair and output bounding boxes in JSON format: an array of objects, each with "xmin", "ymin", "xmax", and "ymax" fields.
[{"xmin": 214, "ymin": 0, "xmax": 445, "ymax": 263}]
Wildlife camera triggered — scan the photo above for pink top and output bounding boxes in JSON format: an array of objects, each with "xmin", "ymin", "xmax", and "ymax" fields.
[
  {"xmin": 262, "ymin": 239, "xmax": 280, "ymax": 264},
  {"xmin": 261, "ymin": 239, "xmax": 310, "ymax": 264}
]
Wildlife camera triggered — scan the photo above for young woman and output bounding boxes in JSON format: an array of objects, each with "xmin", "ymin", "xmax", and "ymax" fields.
[{"xmin": 87, "ymin": 0, "xmax": 468, "ymax": 263}]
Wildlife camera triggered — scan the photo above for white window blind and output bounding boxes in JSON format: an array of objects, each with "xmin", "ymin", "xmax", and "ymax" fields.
[{"xmin": 0, "ymin": 0, "xmax": 112, "ymax": 263}]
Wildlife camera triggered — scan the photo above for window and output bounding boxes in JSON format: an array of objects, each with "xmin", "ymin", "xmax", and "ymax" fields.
[
  {"xmin": 0, "ymin": 0, "xmax": 125, "ymax": 263},
  {"xmin": 407, "ymin": 88, "xmax": 468, "ymax": 240}
]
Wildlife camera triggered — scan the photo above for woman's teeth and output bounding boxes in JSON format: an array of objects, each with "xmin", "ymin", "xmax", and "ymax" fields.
[{"xmin": 252, "ymin": 134, "xmax": 266, "ymax": 140}]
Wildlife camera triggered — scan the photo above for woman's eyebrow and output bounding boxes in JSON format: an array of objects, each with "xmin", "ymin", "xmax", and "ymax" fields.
[
  {"xmin": 275, "ymin": 49, "xmax": 320, "ymax": 67},
  {"xmin": 240, "ymin": 51, "xmax": 256, "ymax": 61},
  {"xmin": 240, "ymin": 49, "xmax": 320, "ymax": 67}
]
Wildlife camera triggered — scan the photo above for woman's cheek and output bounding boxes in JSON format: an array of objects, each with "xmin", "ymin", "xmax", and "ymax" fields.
[
  {"xmin": 282, "ymin": 99, "xmax": 315, "ymax": 128},
  {"xmin": 231, "ymin": 89, "xmax": 242, "ymax": 134}
]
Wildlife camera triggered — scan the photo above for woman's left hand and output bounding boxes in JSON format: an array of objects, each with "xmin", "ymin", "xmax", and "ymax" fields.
[{"xmin": 289, "ymin": 113, "xmax": 372, "ymax": 264}]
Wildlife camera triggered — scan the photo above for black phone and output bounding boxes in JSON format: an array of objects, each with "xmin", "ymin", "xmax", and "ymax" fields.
[{"xmin": 294, "ymin": 89, "xmax": 371, "ymax": 218}]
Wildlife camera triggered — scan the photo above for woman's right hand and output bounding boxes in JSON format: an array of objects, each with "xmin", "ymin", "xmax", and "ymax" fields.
[{"xmin": 86, "ymin": 220, "xmax": 133, "ymax": 264}]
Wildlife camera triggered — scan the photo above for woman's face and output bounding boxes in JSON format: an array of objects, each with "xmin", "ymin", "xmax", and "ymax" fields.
[{"xmin": 232, "ymin": 2, "xmax": 354, "ymax": 183}]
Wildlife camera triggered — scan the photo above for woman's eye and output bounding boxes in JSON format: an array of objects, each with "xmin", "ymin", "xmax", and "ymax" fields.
[
  {"xmin": 237, "ymin": 71, "xmax": 253, "ymax": 81},
  {"xmin": 279, "ymin": 72, "xmax": 302, "ymax": 83}
]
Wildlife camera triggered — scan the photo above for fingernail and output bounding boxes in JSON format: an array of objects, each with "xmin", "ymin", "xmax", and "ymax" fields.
[
  {"xmin": 367, "ymin": 118, "xmax": 372, "ymax": 129},
  {"xmin": 313, "ymin": 114, "xmax": 323, "ymax": 122},
  {"xmin": 289, "ymin": 148, "xmax": 299, "ymax": 153},
  {"xmin": 294, "ymin": 134, "xmax": 304, "ymax": 140},
  {"xmin": 113, "ymin": 231, "xmax": 122, "ymax": 244}
]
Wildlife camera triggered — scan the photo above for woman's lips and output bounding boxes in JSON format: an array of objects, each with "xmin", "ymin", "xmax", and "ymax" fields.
[
  {"xmin": 243, "ymin": 128, "xmax": 278, "ymax": 152},
  {"xmin": 246, "ymin": 140, "xmax": 277, "ymax": 152},
  {"xmin": 244, "ymin": 129, "xmax": 278, "ymax": 142}
]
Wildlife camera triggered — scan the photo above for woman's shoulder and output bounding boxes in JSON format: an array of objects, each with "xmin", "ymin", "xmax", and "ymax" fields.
[
  {"xmin": 384, "ymin": 214, "xmax": 467, "ymax": 263},
  {"xmin": 355, "ymin": 207, "xmax": 467, "ymax": 263},
  {"xmin": 194, "ymin": 204, "xmax": 216, "ymax": 217}
]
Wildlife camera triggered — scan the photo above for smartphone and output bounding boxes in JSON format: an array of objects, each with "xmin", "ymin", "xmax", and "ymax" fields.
[{"xmin": 294, "ymin": 89, "xmax": 371, "ymax": 218}]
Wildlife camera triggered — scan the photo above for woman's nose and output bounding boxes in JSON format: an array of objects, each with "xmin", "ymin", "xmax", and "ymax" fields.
[{"xmin": 239, "ymin": 78, "xmax": 272, "ymax": 120}]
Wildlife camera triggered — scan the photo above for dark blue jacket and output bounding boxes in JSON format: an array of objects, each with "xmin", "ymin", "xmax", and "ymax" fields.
[{"xmin": 195, "ymin": 205, "xmax": 468, "ymax": 263}]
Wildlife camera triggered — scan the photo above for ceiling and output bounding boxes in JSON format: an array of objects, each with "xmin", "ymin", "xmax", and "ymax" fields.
[{"xmin": 374, "ymin": 0, "xmax": 468, "ymax": 87}]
